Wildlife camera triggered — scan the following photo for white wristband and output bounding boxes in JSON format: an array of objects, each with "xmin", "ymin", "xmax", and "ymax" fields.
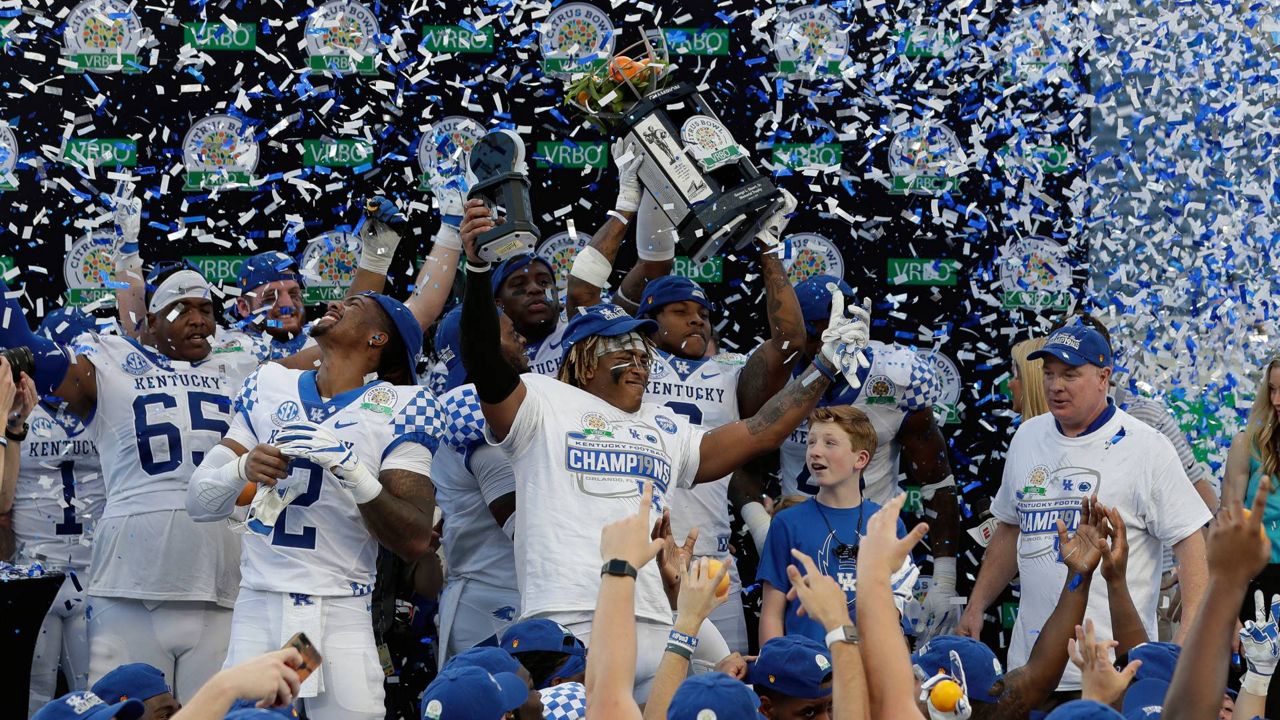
[
  {"xmin": 1242, "ymin": 671, "xmax": 1272, "ymax": 696},
  {"xmin": 569, "ymin": 246, "xmax": 613, "ymax": 288},
  {"xmin": 932, "ymin": 557, "xmax": 957, "ymax": 588},
  {"xmin": 741, "ymin": 502, "xmax": 772, "ymax": 556},
  {"xmin": 433, "ymin": 225, "xmax": 462, "ymax": 251}
]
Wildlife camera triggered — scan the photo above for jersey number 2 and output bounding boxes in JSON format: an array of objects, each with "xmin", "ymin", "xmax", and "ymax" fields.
[{"xmin": 271, "ymin": 460, "xmax": 324, "ymax": 550}]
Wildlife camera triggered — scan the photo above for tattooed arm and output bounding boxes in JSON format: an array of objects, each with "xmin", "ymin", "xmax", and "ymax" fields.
[
  {"xmin": 694, "ymin": 360, "xmax": 833, "ymax": 484},
  {"xmin": 736, "ymin": 242, "xmax": 808, "ymax": 419},
  {"xmin": 358, "ymin": 468, "xmax": 436, "ymax": 562}
]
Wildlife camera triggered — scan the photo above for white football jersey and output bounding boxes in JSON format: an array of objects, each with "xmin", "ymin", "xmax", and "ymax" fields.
[
  {"xmin": 779, "ymin": 342, "xmax": 941, "ymax": 503},
  {"xmin": 491, "ymin": 373, "xmax": 705, "ymax": 624},
  {"xmin": 78, "ymin": 334, "xmax": 257, "ymax": 603},
  {"xmin": 225, "ymin": 363, "xmax": 441, "ymax": 596},
  {"xmin": 436, "ymin": 385, "xmax": 518, "ymax": 589},
  {"xmin": 12, "ymin": 402, "xmax": 105, "ymax": 572},
  {"xmin": 526, "ymin": 319, "xmax": 570, "ymax": 377},
  {"xmin": 643, "ymin": 350, "xmax": 746, "ymax": 558}
]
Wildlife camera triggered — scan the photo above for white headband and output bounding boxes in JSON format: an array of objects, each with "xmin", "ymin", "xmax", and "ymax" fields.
[
  {"xmin": 595, "ymin": 332, "xmax": 648, "ymax": 358},
  {"xmin": 148, "ymin": 269, "xmax": 212, "ymax": 314}
]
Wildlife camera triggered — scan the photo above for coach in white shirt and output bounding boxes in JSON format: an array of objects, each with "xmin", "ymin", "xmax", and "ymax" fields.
[{"xmin": 958, "ymin": 322, "xmax": 1209, "ymax": 691}]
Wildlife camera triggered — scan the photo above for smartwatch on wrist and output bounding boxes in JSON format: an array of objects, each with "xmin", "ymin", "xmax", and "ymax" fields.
[
  {"xmin": 600, "ymin": 559, "xmax": 638, "ymax": 580},
  {"xmin": 824, "ymin": 625, "xmax": 859, "ymax": 648},
  {"xmin": 5, "ymin": 422, "xmax": 28, "ymax": 442}
]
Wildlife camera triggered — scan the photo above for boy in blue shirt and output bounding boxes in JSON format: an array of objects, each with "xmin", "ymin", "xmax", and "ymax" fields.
[{"xmin": 758, "ymin": 406, "xmax": 919, "ymax": 645}]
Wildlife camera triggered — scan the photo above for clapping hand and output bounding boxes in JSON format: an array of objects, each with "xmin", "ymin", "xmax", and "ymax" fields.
[{"xmin": 1068, "ymin": 618, "xmax": 1141, "ymax": 706}]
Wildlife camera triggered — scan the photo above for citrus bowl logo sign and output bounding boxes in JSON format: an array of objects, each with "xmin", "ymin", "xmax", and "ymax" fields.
[
  {"xmin": 0, "ymin": 123, "xmax": 17, "ymax": 191},
  {"xmin": 537, "ymin": 231, "xmax": 589, "ymax": 298},
  {"xmin": 305, "ymin": 1, "xmax": 380, "ymax": 75},
  {"xmin": 998, "ymin": 236, "xmax": 1072, "ymax": 311},
  {"xmin": 781, "ymin": 233, "xmax": 844, "ymax": 284},
  {"xmin": 680, "ymin": 116, "xmax": 743, "ymax": 171},
  {"xmin": 64, "ymin": 230, "xmax": 117, "ymax": 306},
  {"xmin": 917, "ymin": 350, "xmax": 962, "ymax": 425},
  {"xmin": 183, "ymin": 114, "xmax": 258, "ymax": 191},
  {"xmin": 773, "ymin": 7, "xmax": 848, "ymax": 76},
  {"xmin": 301, "ymin": 231, "xmax": 361, "ymax": 303},
  {"xmin": 63, "ymin": 0, "xmax": 145, "ymax": 74},
  {"xmin": 539, "ymin": 3, "xmax": 615, "ymax": 78},
  {"xmin": 888, "ymin": 122, "xmax": 965, "ymax": 195},
  {"xmin": 418, "ymin": 116, "xmax": 484, "ymax": 190}
]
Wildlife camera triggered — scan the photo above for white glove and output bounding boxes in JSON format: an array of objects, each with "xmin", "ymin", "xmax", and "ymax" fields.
[
  {"xmin": 635, "ymin": 188, "xmax": 677, "ymax": 261},
  {"xmin": 245, "ymin": 482, "xmax": 308, "ymax": 530},
  {"xmin": 819, "ymin": 284, "xmax": 872, "ymax": 388},
  {"xmin": 1241, "ymin": 590, "xmax": 1280, "ymax": 694},
  {"xmin": 750, "ymin": 189, "xmax": 798, "ymax": 248},
  {"xmin": 612, "ymin": 138, "xmax": 645, "ymax": 213},
  {"xmin": 918, "ymin": 557, "xmax": 960, "ymax": 642},
  {"xmin": 428, "ymin": 167, "xmax": 468, "ymax": 231},
  {"xmin": 919, "ymin": 650, "xmax": 972, "ymax": 720},
  {"xmin": 358, "ymin": 196, "xmax": 405, "ymax": 275},
  {"xmin": 274, "ymin": 421, "xmax": 383, "ymax": 504},
  {"xmin": 741, "ymin": 501, "xmax": 772, "ymax": 556},
  {"xmin": 110, "ymin": 180, "xmax": 142, "ymax": 269}
]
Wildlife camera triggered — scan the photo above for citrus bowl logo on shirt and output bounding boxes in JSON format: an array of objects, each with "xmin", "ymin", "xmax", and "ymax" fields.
[
  {"xmin": 773, "ymin": 6, "xmax": 848, "ymax": 76},
  {"xmin": 305, "ymin": 1, "xmax": 381, "ymax": 75},
  {"xmin": 997, "ymin": 236, "xmax": 1072, "ymax": 311},
  {"xmin": 182, "ymin": 114, "xmax": 259, "ymax": 191},
  {"xmin": 417, "ymin": 116, "xmax": 485, "ymax": 190},
  {"xmin": 580, "ymin": 412, "xmax": 612, "ymax": 437},
  {"xmin": 781, "ymin": 233, "xmax": 844, "ymax": 284},
  {"xmin": 63, "ymin": 0, "xmax": 145, "ymax": 74},
  {"xmin": 865, "ymin": 375, "xmax": 897, "ymax": 405},
  {"xmin": 424, "ymin": 699, "xmax": 443, "ymax": 720},
  {"xmin": 272, "ymin": 401, "xmax": 301, "ymax": 426},
  {"xmin": 300, "ymin": 231, "xmax": 361, "ymax": 304},
  {"xmin": 121, "ymin": 351, "xmax": 150, "ymax": 376},
  {"xmin": 655, "ymin": 415, "xmax": 678, "ymax": 434},
  {"xmin": 360, "ymin": 386, "xmax": 397, "ymax": 415},
  {"xmin": 916, "ymin": 350, "xmax": 961, "ymax": 425},
  {"xmin": 537, "ymin": 231, "xmax": 590, "ymax": 298},
  {"xmin": 0, "ymin": 123, "xmax": 18, "ymax": 191},
  {"xmin": 539, "ymin": 2, "xmax": 615, "ymax": 78},
  {"xmin": 680, "ymin": 116, "xmax": 743, "ymax": 171},
  {"xmin": 64, "ymin": 230, "xmax": 117, "ymax": 307},
  {"xmin": 888, "ymin": 122, "xmax": 965, "ymax": 195},
  {"xmin": 1022, "ymin": 464, "xmax": 1051, "ymax": 495}
]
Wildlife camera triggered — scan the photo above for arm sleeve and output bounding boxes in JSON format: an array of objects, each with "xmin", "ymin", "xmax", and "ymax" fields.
[
  {"xmin": 1144, "ymin": 436, "xmax": 1213, "ymax": 545},
  {"xmin": 186, "ymin": 443, "xmax": 245, "ymax": 522},
  {"xmin": 459, "ymin": 265, "xmax": 520, "ymax": 405},
  {"xmin": 382, "ymin": 438, "xmax": 434, "ymax": 477},
  {"xmin": 467, "ymin": 443, "xmax": 517, "ymax": 505},
  {"xmin": 756, "ymin": 514, "xmax": 793, "ymax": 594}
]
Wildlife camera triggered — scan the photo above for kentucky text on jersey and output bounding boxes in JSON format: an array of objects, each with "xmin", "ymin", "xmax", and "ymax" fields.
[
  {"xmin": 646, "ymin": 380, "xmax": 728, "ymax": 404},
  {"xmin": 26, "ymin": 439, "xmax": 98, "ymax": 457},
  {"xmin": 132, "ymin": 373, "xmax": 229, "ymax": 391}
]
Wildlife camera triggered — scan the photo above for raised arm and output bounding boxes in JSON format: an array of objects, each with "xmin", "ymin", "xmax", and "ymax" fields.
[
  {"xmin": 108, "ymin": 182, "xmax": 146, "ymax": 338},
  {"xmin": 643, "ymin": 558, "xmax": 731, "ymax": 720},
  {"xmin": 736, "ymin": 242, "xmax": 807, "ymax": 418},
  {"xmin": 788, "ymin": 549, "xmax": 869, "ymax": 720},
  {"xmin": 900, "ymin": 407, "xmax": 961, "ymax": 640},
  {"xmin": 346, "ymin": 196, "xmax": 410, "ymax": 298},
  {"xmin": 1097, "ymin": 506, "xmax": 1148, "ymax": 651},
  {"xmin": 458, "ymin": 206, "xmax": 526, "ymax": 440},
  {"xmin": 565, "ymin": 140, "xmax": 643, "ymax": 318}
]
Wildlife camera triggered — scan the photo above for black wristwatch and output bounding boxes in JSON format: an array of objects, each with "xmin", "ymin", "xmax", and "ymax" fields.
[
  {"xmin": 5, "ymin": 422, "xmax": 27, "ymax": 442},
  {"xmin": 600, "ymin": 559, "xmax": 638, "ymax": 580}
]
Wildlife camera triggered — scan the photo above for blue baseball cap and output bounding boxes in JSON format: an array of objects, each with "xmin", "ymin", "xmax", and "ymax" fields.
[
  {"xmin": 226, "ymin": 699, "xmax": 299, "ymax": 718},
  {"xmin": 1028, "ymin": 324, "xmax": 1112, "ymax": 368},
  {"xmin": 560, "ymin": 304, "xmax": 657, "ymax": 363},
  {"xmin": 491, "ymin": 253, "xmax": 553, "ymax": 296},
  {"xmin": 1127, "ymin": 642, "xmax": 1179, "ymax": 684},
  {"xmin": 39, "ymin": 307, "xmax": 100, "ymax": 345},
  {"xmin": 912, "ymin": 636, "xmax": 1004, "ymax": 704},
  {"xmin": 667, "ymin": 672, "xmax": 760, "ymax": 720},
  {"xmin": 33, "ymin": 691, "xmax": 145, "ymax": 720},
  {"xmin": 420, "ymin": 666, "xmax": 527, "ymax": 720},
  {"xmin": 749, "ymin": 635, "xmax": 833, "ymax": 699},
  {"xmin": 501, "ymin": 619, "xmax": 585, "ymax": 656},
  {"xmin": 1122, "ymin": 678, "xmax": 1168, "ymax": 720},
  {"xmin": 433, "ymin": 306, "xmax": 467, "ymax": 392},
  {"xmin": 1046, "ymin": 700, "xmax": 1125, "ymax": 719},
  {"xmin": 361, "ymin": 292, "xmax": 424, "ymax": 385},
  {"xmin": 238, "ymin": 251, "xmax": 304, "ymax": 293},
  {"xmin": 795, "ymin": 274, "xmax": 853, "ymax": 336},
  {"xmin": 637, "ymin": 276, "xmax": 710, "ymax": 318},
  {"xmin": 91, "ymin": 663, "xmax": 170, "ymax": 703},
  {"xmin": 445, "ymin": 646, "xmax": 526, "ymax": 677}
]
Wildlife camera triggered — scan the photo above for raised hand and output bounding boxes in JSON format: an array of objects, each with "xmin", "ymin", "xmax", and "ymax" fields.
[
  {"xmin": 820, "ymin": 285, "xmax": 873, "ymax": 388},
  {"xmin": 786, "ymin": 549, "xmax": 854, "ymax": 631},
  {"xmin": 1240, "ymin": 590, "xmax": 1280, "ymax": 686},
  {"xmin": 858, "ymin": 493, "xmax": 929, "ymax": 581},
  {"xmin": 652, "ymin": 509, "xmax": 697, "ymax": 607},
  {"xmin": 358, "ymin": 196, "xmax": 407, "ymax": 275},
  {"xmin": 676, "ymin": 557, "xmax": 731, "ymax": 629},
  {"xmin": 599, "ymin": 482, "xmax": 665, "ymax": 571},
  {"xmin": 611, "ymin": 139, "xmax": 645, "ymax": 213},
  {"xmin": 7, "ymin": 371, "xmax": 36, "ymax": 431},
  {"xmin": 1068, "ymin": 618, "xmax": 1141, "ymax": 706},
  {"xmin": 460, "ymin": 199, "xmax": 502, "ymax": 264},
  {"xmin": 1056, "ymin": 495, "xmax": 1106, "ymax": 577},
  {"xmin": 1097, "ymin": 504, "xmax": 1129, "ymax": 584}
]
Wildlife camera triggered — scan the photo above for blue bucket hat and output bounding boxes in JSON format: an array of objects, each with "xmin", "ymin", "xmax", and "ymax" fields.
[
  {"xmin": 33, "ymin": 692, "xmax": 145, "ymax": 720},
  {"xmin": 667, "ymin": 672, "xmax": 760, "ymax": 720},
  {"xmin": 90, "ymin": 663, "xmax": 170, "ymax": 704},
  {"xmin": 491, "ymin": 253, "xmax": 553, "ymax": 295},
  {"xmin": 560, "ymin": 304, "xmax": 658, "ymax": 363},
  {"xmin": 795, "ymin": 274, "xmax": 853, "ymax": 337},
  {"xmin": 1028, "ymin": 323, "xmax": 1112, "ymax": 368},
  {"xmin": 238, "ymin": 250, "xmax": 304, "ymax": 293},
  {"xmin": 361, "ymin": 292, "xmax": 424, "ymax": 385},
  {"xmin": 912, "ymin": 635, "xmax": 1004, "ymax": 704},
  {"xmin": 749, "ymin": 635, "xmax": 833, "ymax": 699},
  {"xmin": 637, "ymin": 276, "xmax": 710, "ymax": 318},
  {"xmin": 38, "ymin": 307, "xmax": 100, "ymax": 345},
  {"xmin": 420, "ymin": 666, "xmax": 527, "ymax": 720}
]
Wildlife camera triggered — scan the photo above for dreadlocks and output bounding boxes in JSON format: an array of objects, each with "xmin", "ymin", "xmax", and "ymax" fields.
[{"xmin": 558, "ymin": 335, "xmax": 602, "ymax": 388}]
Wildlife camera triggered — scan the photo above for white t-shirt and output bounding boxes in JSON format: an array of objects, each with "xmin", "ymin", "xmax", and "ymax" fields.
[
  {"xmin": 79, "ymin": 334, "xmax": 258, "ymax": 604},
  {"xmin": 992, "ymin": 406, "xmax": 1211, "ymax": 689},
  {"xmin": 644, "ymin": 349, "xmax": 745, "ymax": 558},
  {"xmin": 12, "ymin": 402, "xmax": 104, "ymax": 573},
  {"xmin": 224, "ymin": 364, "xmax": 439, "ymax": 596},
  {"xmin": 489, "ymin": 373, "xmax": 705, "ymax": 624},
  {"xmin": 436, "ymin": 385, "xmax": 518, "ymax": 589}
]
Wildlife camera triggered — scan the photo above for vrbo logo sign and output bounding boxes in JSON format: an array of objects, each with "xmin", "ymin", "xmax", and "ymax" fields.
[
  {"xmin": 661, "ymin": 27, "xmax": 729, "ymax": 56},
  {"xmin": 185, "ymin": 255, "xmax": 249, "ymax": 284},
  {"xmin": 62, "ymin": 138, "xmax": 137, "ymax": 168},
  {"xmin": 673, "ymin": 256, "xmax": 723, "ymax": 283},
  {"xmin": 535, "ymin": 141, "xmax": 607, "ymax": 169},
  {"xmin": 772, "ymin": 143, "xmax": 842, "ymax": 170},
  {"xmin": 421, "ymin": 25, "xmax": 494, "ymax": 53},
  {"xmin": 182, "ymin": 22, "xmax": 257, "ymax": 51},
  {"xmin": 303, "ymin": 139, "xmax": 374, "ymax": 168}
]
